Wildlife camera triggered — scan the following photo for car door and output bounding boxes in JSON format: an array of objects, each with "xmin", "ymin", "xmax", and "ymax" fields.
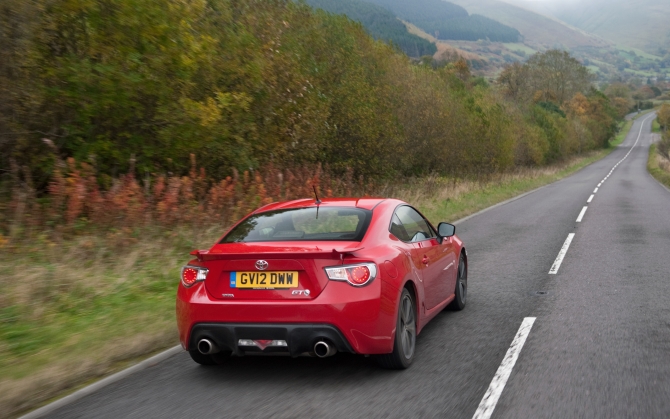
[{"xmin": 393, "ymin": 206, "xmax": 451, "ymax": 310}]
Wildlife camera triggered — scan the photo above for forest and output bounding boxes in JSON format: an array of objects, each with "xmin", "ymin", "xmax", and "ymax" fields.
[
  {"xmin": 363, "ymin": 0, "xmax": 521, "ymax": 42},
  {"xmin": 304, "ymin": 0, "xmax": 437, "ymax": 57},
  {"xmin": 1, "ymin": 0, "xmax": 618, "ymax": 233}
]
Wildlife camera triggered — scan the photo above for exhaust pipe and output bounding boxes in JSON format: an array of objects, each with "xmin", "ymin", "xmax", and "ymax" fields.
[
  {"xmin": 314, "ymin": 341, "xmax": 337, "ymax": 358},
  {"xmin": 197, "ymin": 338, "xmax": 219, "ymax": 355}
]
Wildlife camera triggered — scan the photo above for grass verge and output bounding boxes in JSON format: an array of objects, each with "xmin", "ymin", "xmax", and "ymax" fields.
[
  {"xmin": 653, "ymin": 119, "xmax": 661, "ymax": 133},
  {"xmin": 1, "ymin": 121, "xmax": 637, "ymax": 418},
  {"xmin": 648, "ymin": 143, "xmax": 670, "ymax": 189}
]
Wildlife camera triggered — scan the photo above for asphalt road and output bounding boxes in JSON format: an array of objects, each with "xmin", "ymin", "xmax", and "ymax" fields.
[{"xmin": 44, "ymin": 114, "xmax": 670, "ymax": 419}]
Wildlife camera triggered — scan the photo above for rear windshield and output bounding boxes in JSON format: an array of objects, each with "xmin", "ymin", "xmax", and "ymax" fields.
[{"xmin": 221, "ymin": 207, "xmax": 372, "ymax": 243}]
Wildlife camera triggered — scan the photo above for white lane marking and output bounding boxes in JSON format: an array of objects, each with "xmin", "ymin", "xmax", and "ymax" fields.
[
  {"xmin": 590, "ymin": 115, "xmax": 654, "ymax": 199},
  {"xmin": 549, "ymin": 233, "xmax": 575, "ymax": 274},
  {"xmin": 587, "ymin": 195, "xmax": 594, "ymax": 203},
  {"xmin": 473, "ymin": 317, "xmax": 537, "ymax": 419},
  {"xmin": 576, "ymin": 206, "xmax": 588, "ymax": 222}
]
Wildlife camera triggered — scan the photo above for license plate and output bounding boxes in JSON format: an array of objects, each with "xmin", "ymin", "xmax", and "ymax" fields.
[{"xmin": 230, "ymin": 271, "xmax": 299, "ymax": 289}]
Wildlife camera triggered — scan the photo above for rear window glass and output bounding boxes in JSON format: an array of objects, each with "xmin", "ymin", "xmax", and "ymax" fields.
[{"xmin": 221, "ymin": 207, "xmax": 373, "ymax": 243}]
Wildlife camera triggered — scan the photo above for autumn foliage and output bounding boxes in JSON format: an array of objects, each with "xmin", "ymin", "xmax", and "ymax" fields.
[
  {"xmin": 3, "ymin": 153, "xmax": 371, "ymax": 242},
  {"xmin": 0, "ymin": 0, "xmax": 623, "ymax": 239}
]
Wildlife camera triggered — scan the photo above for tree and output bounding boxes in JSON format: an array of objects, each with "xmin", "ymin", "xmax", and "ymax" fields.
[
  {"xmin": 604, "ymin": 83, "xmax": 633, "ymax": 118},
  {"xmin": 524, "ymin": 50, "xmax": 595, "ymax": 105},
  {"xmin": 497, "ymin": 62, "xmax": 530, "ymax": 103},
  {"xmin": 658, "ymin": 104, "xmax": 670, "ymax": 132}
]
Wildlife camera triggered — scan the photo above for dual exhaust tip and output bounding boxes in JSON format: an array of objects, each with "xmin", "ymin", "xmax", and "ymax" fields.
[{"xmin": 197, "ymin": 338, "xmax": 337, "ymax": 358}]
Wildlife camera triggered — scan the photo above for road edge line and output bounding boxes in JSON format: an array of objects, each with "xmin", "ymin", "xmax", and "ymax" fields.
[
  {"xmin": 18, "ymin": 345, "xmax": 184, "ymax": 419},
  {"xmin": 452, "ymin": 185, "xmax": 550, "ymax": 225}
]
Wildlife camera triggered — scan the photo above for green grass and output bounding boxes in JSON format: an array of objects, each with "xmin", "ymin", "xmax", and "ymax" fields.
[
  {"xmin": 502, "ymin": 43, "xmax": 536, "ymax": 55},
  {"xmin": 615, "ymin": 45, "xmax": 663, "ymax": 61},
  {"xmin": 653, "ymin": 119, "xmax": 661, "ymax": 133},
  {"xmin": 0, "ymin": 118, "xmax": 638, "ymax": 418},
  {"xmin": 623, "ymin": 68, "xmax": 657, "ymax": 77}
]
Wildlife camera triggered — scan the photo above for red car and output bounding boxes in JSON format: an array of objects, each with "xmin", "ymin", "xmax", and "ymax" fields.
[{"xmin": 176, "ymin": 198, "xmax": 467, "ymax": 369}]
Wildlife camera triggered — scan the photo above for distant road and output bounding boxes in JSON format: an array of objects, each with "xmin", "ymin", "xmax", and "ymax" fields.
[{"xmin": 42, "ymin": 114, "xmax": 670, "ymax": 418}]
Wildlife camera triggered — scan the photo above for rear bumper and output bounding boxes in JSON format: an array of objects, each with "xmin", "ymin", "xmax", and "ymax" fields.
[
  {"xmin": 176, "ymin": 279, "xmax": 399, "ymax": 355},
  {"xmin": 190, "ymin": 323, "xmax": 354, "ymax": 357}
]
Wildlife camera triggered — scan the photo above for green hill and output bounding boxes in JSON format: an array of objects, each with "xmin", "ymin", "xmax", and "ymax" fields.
[
  {"xmin": 304, "ymin": 0, "xmax": 437, "ymax": 57},
  {"xmin": 365, "ymin": 0, "xmax": 521, "ymax": 42},
  {"xmin": 548, "ymin": 0, "xmax": 670, "ymax": 55},
  {"xmin": 447, "ymin": 0, "xmax": 608, "ymax": 50}
]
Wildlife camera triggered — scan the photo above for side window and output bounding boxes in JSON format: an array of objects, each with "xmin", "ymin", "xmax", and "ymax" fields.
[
  {"xmin": 392, "ymin": 206, "xmax": 435, "ymax": 242},
  {"xmin": 390, "ymin": 214, "xmax": 410, "ymax": 241}
]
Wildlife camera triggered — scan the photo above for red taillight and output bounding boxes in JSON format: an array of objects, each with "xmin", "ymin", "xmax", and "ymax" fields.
[
  {"xmin": 324, "ymin": 263, "xmax": 377, "ymax": 287},
  {"xmin": 350, "ymin": 266, "xmax": 370, "ymax": 285},
  {"xmin": 181, "ymin": 266, "xmax": 208, "ymax": 288}
]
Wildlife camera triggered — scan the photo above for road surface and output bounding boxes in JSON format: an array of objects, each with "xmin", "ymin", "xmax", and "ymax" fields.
[{"xmin": 43, "ymin": 114, "xmax": 670, "ymax": 418}]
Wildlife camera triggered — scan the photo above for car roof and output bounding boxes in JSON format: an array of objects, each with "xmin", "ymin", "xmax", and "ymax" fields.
[{"xmin": 253, "ymin": 198, "xmax": 390, "ymax": 213}]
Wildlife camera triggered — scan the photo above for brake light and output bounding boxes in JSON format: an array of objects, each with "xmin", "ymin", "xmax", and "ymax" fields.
[
  {"xmin": 181, "ymin": 265, "xmax": 209, "ymax": 288},
  {"xmin": 324, "ymin": 263, "xmax": 377, "ymax": 287}
]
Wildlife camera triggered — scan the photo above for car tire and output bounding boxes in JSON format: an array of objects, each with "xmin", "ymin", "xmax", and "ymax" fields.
[
  {"xmin": 188, "ymin": 349, "xmax": 230, "ymax": 366},
  {"xmin": 447, "ymin": 253, "xmax": 467, "ymax": 311},
  {"xmin": 374, "ymin": 288, "xmax": 416, "ymax": 369}
]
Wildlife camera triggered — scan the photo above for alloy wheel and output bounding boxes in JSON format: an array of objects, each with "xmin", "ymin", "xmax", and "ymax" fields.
[{"xmin": 400, "ymin": 294, "xmax": 416, "ymax": 359}]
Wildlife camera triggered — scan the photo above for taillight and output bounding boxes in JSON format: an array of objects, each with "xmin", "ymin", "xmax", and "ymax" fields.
[
  {"xmin": 181, "ymin": 265, "xmax": 209, "ymax": 288},
  {"xmin": 324, "ymin": 263, "xmax": 377, "ymax": 287}
]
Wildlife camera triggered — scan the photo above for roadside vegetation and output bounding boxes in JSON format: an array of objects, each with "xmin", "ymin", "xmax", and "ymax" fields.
[
  {"xmin": 648, "ymin": 104, "xmax": 670, "ymax": 188},
  {"xmin": 0, "ymin": 130, "xmax": 633, "ymax": 417},
  {"xmin": 0, "ymin": 0, "xmax": 630, "ymax": 416}
]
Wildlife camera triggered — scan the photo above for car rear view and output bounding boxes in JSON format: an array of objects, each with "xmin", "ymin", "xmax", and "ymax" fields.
[{"xmin": 176, "ymin": 200, "xmax": 397, "ymax": 365}]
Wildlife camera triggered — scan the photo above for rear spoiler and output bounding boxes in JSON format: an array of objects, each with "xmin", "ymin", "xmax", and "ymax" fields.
[{"xmin": 190, "ymin": 247, "xmax": 364, "ymax": 262}]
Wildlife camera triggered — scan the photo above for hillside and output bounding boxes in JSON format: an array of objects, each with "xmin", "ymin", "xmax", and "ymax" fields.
[
  {"xmin": 365, "ymin": 0, "xmax": 521, "ymax": 42},
  {"xmin": 506, "ymin": 0, "xmax": 670, "ymax": 56},
  {"xmin": 551, "ymin": 0, "xmax": 669, "ymax": 55},
  {"xmin": 304, "ymin": 0, "xmax": 436, "ymax": 57},
  {"xmin": 447, "ymin": 0, "xmax": 609, "ymax": 50}
]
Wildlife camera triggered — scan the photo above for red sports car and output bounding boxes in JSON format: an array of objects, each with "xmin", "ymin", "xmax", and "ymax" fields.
[{"xmin": 176, "ymin": 198, "xmax": 467, "ymax": 369}]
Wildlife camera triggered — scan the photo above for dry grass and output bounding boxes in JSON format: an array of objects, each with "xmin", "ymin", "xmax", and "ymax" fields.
[{"xmin": 0, "ymin": 225, "xmax": 222, "ymax": 417}]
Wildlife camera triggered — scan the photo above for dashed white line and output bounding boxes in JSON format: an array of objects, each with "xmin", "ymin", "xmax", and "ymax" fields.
[
  {"xmin": 576, "ymin": 206, "xmax": 588, "ymax": 222},
  {"xmin": 473, "ymin": 317, "xmax": 537, "ymax": 419},
  {"xmin": 594, "ymin": 187, "xmax": 599, "ymax": 193},
  {"xmin": 549, "ymin": 233, "xmax": 575, "ymax": 275},
  {"xmin": 587, "ymin": 195, "xmax": 594, "ymax": 203}
]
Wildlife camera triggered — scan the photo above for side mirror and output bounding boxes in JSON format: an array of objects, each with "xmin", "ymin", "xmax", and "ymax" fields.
[{"xmin": 438, "ymin": 222, "xmax": 455, "ymax": 238}]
